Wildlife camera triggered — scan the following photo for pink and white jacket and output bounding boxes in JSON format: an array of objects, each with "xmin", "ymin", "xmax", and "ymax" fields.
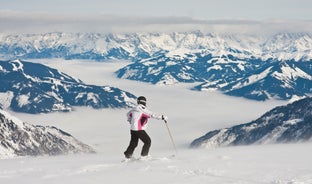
[{"xmin": 127, "ymin": 104, "xmax": 162, "ymax": 131}]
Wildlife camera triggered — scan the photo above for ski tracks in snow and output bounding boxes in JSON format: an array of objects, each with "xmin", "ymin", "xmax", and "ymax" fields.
[
  {"xmin": 0, "ymin": 151, "xmax": 311, "ymax": 184},
  {"xmin": 76, "ymin": 163, "xmax": 117, "ymax": 174}
]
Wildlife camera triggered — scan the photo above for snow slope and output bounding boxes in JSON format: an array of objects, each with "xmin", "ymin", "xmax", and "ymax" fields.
[
  {"xmin": 0, "ymin": 144, "xmax": 311, "ymax": 184},
  {"xmin": 2, "ymin": 59, "xmax": 311, "ymax": 184}
]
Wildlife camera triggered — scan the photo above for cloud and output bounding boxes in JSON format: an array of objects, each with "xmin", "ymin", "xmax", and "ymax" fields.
[{"xmin": 1, "ymin": 10, "xmax": 312, "ymax": 34}]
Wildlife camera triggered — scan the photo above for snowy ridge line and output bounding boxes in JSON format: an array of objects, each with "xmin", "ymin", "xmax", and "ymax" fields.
[
  {"xmin": 118, "ymin": 54, "xmax": 312, "ymax": 101},
  {"xmin": 190, "ymin": 97, "xmax": 312, "ymax": 148},
  {"xmin": 0, "ymin": 60, "xmax": 136, "ymax": 113},
  {"xmin": 1, "ymin": 31, "xmax": 312, "ymax": 61},
  {"xmin": 1, "ymin": 32, "xmax": 312, "ymax": 101},
  {"xmin": 0, "ymin": 109, "xmax": 95, "ymax": 158}
]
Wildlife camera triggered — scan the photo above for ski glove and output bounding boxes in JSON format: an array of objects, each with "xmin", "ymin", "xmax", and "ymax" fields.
[{"xmin": 162, "ymin": 115, "xmax": 168, "ymax": 121}]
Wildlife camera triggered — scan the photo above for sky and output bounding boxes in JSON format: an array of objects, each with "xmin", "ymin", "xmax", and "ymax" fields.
[{"xmin": 1, "ymin": 0, "xmax": 312, "ymax": 34}]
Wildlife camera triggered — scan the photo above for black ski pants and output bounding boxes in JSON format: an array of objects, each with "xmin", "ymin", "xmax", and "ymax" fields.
[{"xmin": 124, "ymin": 130, "xmax": 151, "ymax": 158}]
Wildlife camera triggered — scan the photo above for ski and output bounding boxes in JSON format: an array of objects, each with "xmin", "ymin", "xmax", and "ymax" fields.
[{"xmin": 121, "ymin": 155, "xmax": 175, "ymax": 163}]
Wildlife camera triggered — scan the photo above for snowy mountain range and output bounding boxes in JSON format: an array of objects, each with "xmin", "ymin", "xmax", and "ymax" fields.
[
  {"xmin": 117, "ymin": 53, "xmax": 312, "ymax": 100},
  {"xmin": 1, "ymin": 32, "xmax": 312, "ymax": 61},
  {"xmin": 0, "ymin": 109, "xmax": 94, "ymax": 158},
  {"xmin": 0, "ymin": 60, "xmax": 136, "ymax": 113},
  {"xmin": 190, "ymin": 97, "xmax": 312, "ymax": 148},
  {"xmin": 1, "ymin": 32, "xmax": 312, "ymax": 100},
  {"xmin": 194, "ymin": 59, "xmax": 312, "ymax": 100}
]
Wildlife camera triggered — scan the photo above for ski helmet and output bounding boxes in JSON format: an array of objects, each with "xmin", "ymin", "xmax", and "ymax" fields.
[{"xmin": 137, "ymin": 96, "xmax": 147, "ymax": 106}]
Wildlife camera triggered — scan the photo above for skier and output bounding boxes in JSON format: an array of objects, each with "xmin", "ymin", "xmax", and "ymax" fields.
[{"xmin": 124, "ymin": 96, "xmax": 168, "ymax": 160}]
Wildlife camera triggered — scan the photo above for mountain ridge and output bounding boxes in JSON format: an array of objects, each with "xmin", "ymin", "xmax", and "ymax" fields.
[
  {"xmin": 1, "ymin": 31, "xmax": 311, "ymax": 101},
  {"xmin": 0, "ymin": 109, "xmax": 95, "ymax": 158},
  {"xmin": 0, "ymin": 59, "xmax": 136, "ymax": 113},
  {"xmin": 1, "ymin": 32, "xmax": 312, "ymax": 61},
  {"xmin": 190, "ymin": 97, "xmax": 312, "ymax": 148}
]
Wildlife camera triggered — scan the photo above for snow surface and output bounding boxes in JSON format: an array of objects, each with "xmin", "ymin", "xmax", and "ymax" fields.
[{"xmin": 3, "ymin": 59, "xmax": 312, "ymax": 184}]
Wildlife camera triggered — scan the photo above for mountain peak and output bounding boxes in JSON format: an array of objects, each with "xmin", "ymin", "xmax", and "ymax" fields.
[
  {"xmin": 0, "ymin": 60, "xmax": 136, "ymax": 113},
  {"xmin": 190, "ymin": 97, "xmax": 312, "ymax": 149},
  {"xmin": 1, "ymin": 32, "xmax": 312, "ymax": 101},
  {"xmin": 0, "ymin": 109, "xmax": 95, "ymax": 158},
  {"xmin": 1, "ymin": 32, "xmax": 312, "ymax": 61}
]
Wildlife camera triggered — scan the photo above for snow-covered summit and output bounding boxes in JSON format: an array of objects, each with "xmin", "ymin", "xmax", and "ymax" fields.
[
  {"xmin": 1, "ymin": 32, "xmax": 312, "ymax": 61},
  {"xmin": 195, "ymin": 60, "xmax": 312, "ymax": 100},
  {"xmin": 117, "ymin": 53, "xmax": 312, "ymax": 100},
  {"xmin": 1, "ymin": 31, "xmax": 311, "ymax": 101},
  {"xmin": 0, "ymin": 109, "xmax": 95, "ymax": 159},
  {"xmin": 0, "ymin": 60, "xmax": 136, "ymax": 113},
  {"xmin": 190, "ymin": 97, "xmax": 312, "ymax": 148}
]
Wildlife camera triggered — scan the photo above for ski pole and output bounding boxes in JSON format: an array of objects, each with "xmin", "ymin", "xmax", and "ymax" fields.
[{"xmin": 164, "ymin": 120, "xmax": 178, "ymax": 156}]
